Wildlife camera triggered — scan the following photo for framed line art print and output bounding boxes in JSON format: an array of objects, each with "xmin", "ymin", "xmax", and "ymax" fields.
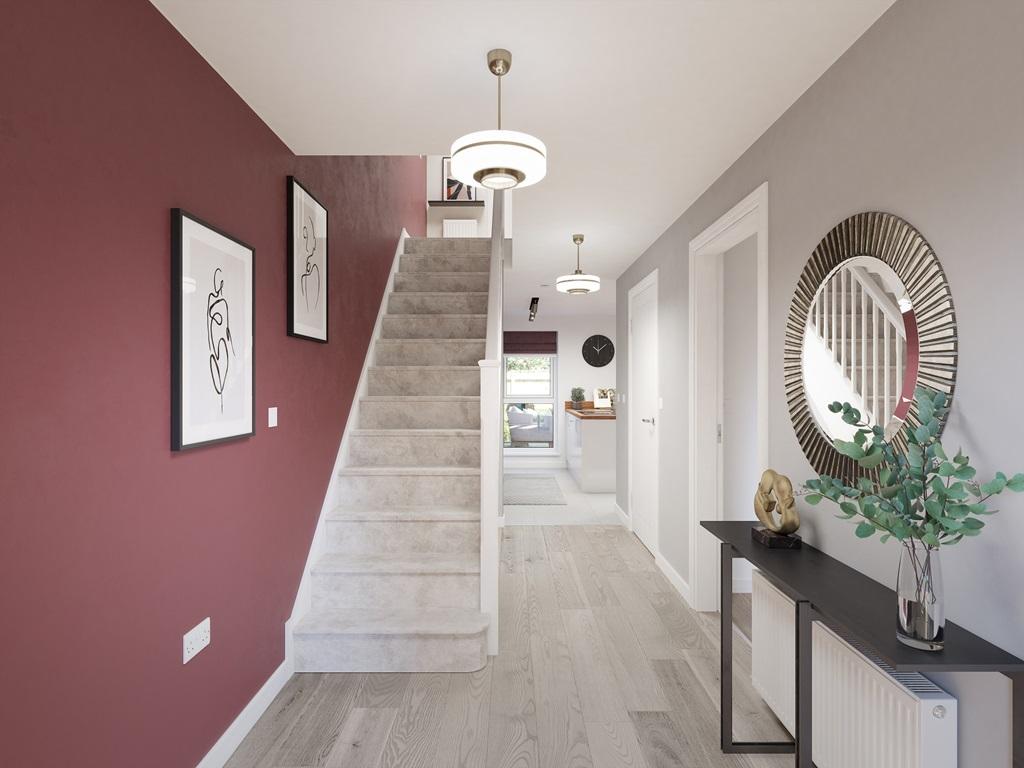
[
  {"xmin": 171, "ymin": 209, "xmax": 255, "ymax": 450},
  {"xmin": 287, "ymin": 176, "xmax": 328, "ymax": 341}
]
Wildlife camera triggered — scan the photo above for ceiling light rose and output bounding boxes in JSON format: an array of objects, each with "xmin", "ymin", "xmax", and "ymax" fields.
[
  {"xmin": 450, "ymin": 49, "xmax": 547, "ymax": 191},
  {"xmin": 556, "ymin": 234, "xmax": 601, "ymax": 294}
]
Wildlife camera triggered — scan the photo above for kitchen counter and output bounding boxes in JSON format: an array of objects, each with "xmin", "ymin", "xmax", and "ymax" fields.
[
  {"xmin": 565, "ymin": 407, "xmax": 617, "ymax": 420},
  {"xmin": 565, "ymin": 403, "xmax": 616, "ymax": 492}
]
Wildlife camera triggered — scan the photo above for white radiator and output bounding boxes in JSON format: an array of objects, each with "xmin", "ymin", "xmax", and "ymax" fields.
[
  {"xmin": 442, "ymin": 218, "xmax": 478, "ymax": 237},
  {"xmin": 751, "ymin": 570, "xmax": 957, "ymax": 768}
]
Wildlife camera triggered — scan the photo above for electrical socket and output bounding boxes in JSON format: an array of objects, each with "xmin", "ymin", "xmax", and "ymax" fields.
[{"xmin": 183, "ymin": 617, "xmax": 211, "ymax": 664}]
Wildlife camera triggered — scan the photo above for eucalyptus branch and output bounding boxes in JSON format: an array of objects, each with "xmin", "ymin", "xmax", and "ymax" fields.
[{"xmin": 805, "ymin": 386, "xmax": 1024, "ymax": 546}]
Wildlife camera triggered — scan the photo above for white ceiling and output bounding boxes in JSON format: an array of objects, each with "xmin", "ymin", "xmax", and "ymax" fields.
[{"xmin": 152, "ymin": 0, "xmax": 894, "ymax": 317}]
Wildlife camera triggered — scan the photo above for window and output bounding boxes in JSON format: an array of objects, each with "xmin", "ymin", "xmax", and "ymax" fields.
[{"xmin": 503, "ymin": 355, "xmax": 556, "ymax": 451}]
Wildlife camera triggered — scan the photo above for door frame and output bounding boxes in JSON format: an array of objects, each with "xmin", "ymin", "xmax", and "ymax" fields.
[
  {"xmin": 627, "ymin": 268, "xmax": 659, "ymax": 550},
  {"xmin": 687, "ymin": 182, "xmax": 769, "ymax": 611}
]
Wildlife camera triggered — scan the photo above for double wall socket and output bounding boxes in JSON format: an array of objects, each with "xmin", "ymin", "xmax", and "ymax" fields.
[{"xmin": 183, "ymin": 617, "xmax": 211, "ymax": 664}]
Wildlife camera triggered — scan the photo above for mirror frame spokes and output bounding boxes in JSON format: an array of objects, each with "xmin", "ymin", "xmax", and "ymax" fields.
[{"xmin": 786, "ymin": 212, "xmax": 958, "ymax": 482}]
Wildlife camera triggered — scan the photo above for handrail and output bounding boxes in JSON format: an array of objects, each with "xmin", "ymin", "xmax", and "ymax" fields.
[
  {"xmin": 848, "ymin": 265, "xmax": 905, "ymax": 336},
  {"xmin": 478, "ymin": 189, "xmax": 504, "ymax": 657}
]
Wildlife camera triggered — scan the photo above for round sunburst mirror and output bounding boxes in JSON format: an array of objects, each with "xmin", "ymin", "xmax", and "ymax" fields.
[{"xmin": 785, "ymin": 212, "xmax": 958, "ymax": 482}]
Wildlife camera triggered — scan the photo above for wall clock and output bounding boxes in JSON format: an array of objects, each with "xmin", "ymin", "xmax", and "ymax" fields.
[{"xmin": 582, "ymin": 335, "xmax": 614, "ymax": 367}]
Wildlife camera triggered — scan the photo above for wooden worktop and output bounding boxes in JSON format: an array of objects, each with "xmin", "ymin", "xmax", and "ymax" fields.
[{"xmin": 564, "ymin": 401, "xmax": 617, "ymax": 420}]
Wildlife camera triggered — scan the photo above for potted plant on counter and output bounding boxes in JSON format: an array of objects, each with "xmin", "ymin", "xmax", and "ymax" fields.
[
  {"xmin": 571, "ymin": 387, "xmax": 586, "ymax": 409},
  {"xmin": 805, "ymin": 386, "xmax": 1024, "ymax": 651}
]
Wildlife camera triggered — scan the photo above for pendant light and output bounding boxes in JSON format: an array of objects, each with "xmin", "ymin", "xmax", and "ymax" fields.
[
  {"xmin": 556, "ymin": 234, "xmax": 601, "ymax": 294},
  {"xmin": 450, "ymin": 49, "xmax": 547, "ymax": 191}
]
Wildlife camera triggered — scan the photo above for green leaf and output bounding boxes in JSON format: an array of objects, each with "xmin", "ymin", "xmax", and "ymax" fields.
[
  {"xmin": 839, "ymin": 501, "xmax": 859, "ymax": 518},
  {"xmin": 954, "ymin": 465, "xmax": 977, "ymax": 481},
  {"xmin": 855, "ymin": 522, "xmax": 876, "ymax": 538},
  {"xmin": 1007, "ymin": 473, "xmax": 1024, "ymax": 492},
  {"xmin": 962, "ymin": 517, "xmax": 985, "ymax": 530},
  {"xmin": 804, "ymin": 493, "xmax": 823, "ymax": 505},
  {"xmin": 828, "ymin": 401, "xmax": 844, "ymax": 413},
  {"xmin": 835, "ymin": 440, "xmax": 866, "ymax": 460},
  {"xmin": 923, "ymin": 532, "xmax": 941, "ymax": 547},
  {"xmin": 937, "ymin": 462, "xmax": 956, "ymax": 477},
  {"xmin": 914, "ymin": 425, "xmax": 932, "ymax": 444},
  {"xmin": 858, "ymin": 448, "xmax": 886, "ymax": 469},
  {"xmin": 981, "ymin": 476, "xmax": 1008, "ymax": 495},
  {"xmin": 908, "ymin": 444, "xmax": 924, "ymax": 469}
]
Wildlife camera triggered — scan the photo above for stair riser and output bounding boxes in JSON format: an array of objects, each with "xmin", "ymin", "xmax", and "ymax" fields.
[
  {"xmin": 311, "ymin": 572, "xmax": 480, "ymax": 611},
  {"xmin": 394, "ymin": 273, "xmax": 489, "ymax": 293},
  {"xmin": 382, "ymin": 315, "xmax": 486, "ymax": 339},
  {"xmin": 335, "ymin": 474, "xmax": 480, "ymax": 506},
  {"xmin": 359, "ymin": 400, "xmax": 480, "ymax": 429},
  {"xmin": 404, "ymin": 238, "xmax": 491, "ymax": 256},
  {"xmin": 375, "ymin": 341, "xmax": 485, "ymax": 366},
  {"xmin": 349, "ymin": 433, "xmax": 480, "ymax": 467},
  {"xmin": 324, "ymin": 519, "xmax": 479, "ymax": 554},
  {"xmin": 400, "ymin": 255, "xmax": 490, "ymax": 273},
  {"xmin": 388, "ymin": 293, "xmax": 488, "ymax": 315},
  {"xmin": 295, "ymin": 631, "xmax": 487, "ymax": 673},
  {"xmin": 367, "ymin": 367, "xmax": 480, "ymax": 396}
]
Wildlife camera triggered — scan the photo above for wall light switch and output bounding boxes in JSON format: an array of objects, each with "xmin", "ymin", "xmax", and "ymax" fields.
[
  {"xmin": 268, "ymin": 407, "xmax": 278, "ymax": 428},
  {"xmin": 183, "ymin": 617, "xmax": 211, "ymax": 664}
]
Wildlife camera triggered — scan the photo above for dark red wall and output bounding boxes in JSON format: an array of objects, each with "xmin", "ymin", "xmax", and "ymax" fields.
[{"xmin": 0, "ymin": 2, "xmax": 425, "ymax": 766}]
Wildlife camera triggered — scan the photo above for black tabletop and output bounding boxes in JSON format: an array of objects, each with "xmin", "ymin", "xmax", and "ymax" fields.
[{"xmin": 703, "ymin": 520, "xmax": 1024, "ymax": 673}]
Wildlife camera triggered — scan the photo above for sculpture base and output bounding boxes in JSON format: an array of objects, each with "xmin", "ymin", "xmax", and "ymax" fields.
[{"xmin": 751, "ymin": 526, "xmax": 802, "ymax": 549}]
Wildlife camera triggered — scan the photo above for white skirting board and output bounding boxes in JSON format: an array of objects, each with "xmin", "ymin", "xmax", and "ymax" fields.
[
  {"xmin": 655, "ymin": 550, "xmax": 693, "ymax": 607},
  {"xmin": 195, "ymin": 622, "xmax": 293, "ymax": 768},
  {"xmin": 614, "ymin": 502, "xmax": 630, "ymax": 529}
]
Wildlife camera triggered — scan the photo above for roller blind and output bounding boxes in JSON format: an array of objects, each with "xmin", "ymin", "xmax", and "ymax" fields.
[{"xmin": 503, "ymin": 331, "xmax": 557, "ymax": 355}]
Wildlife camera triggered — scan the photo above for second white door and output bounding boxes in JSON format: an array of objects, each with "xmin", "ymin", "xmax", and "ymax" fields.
[{"xmin": 629, "ymin": 274, "xmax": 659, "ymax": 554}]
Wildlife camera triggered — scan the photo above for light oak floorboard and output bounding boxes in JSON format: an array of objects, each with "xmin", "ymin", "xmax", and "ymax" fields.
[
  {"xmin": 356, "ymin": 674, "xmax": 412, "ymax": 709},
  {"xmin": 224, "ymin": 673, "xmax": 321, "ymax": 768},
  {"xmin": 274, "ymin": 673, "xmax": 365, "ymax": 767},
  {"xmin": 378, "ymin": 673, "xmax": 451, "ymax": 768},
  {"xmin": 592, "ymin": 607, "xmax": 670, "ymax": 712},
  {"xmin": 541, "ymin": 525, "xmax": 572, "ymax": 554},
  {"xmin": 548, "ymin": 551, "xmax": 588, "ymax": 609},
  {"xmin": 323, "ymin": 707, "xmax": 398, "ymax": 768},
  {"xmin": 563, "ymin": 608, "xmax": 630, "ymax": 723},
  {"xmin": 527, "ymin": 560, "xmax": 592, "ymax": 768},
  {"xmin": 433, "ymin": 664, "xmax": 493, "ymax": 768},
  {"xmin": 486, "ymin": 651, "xmax": 539, "ymax": 768},
  {"xmin": 226, "ymin": 526, "xmax": 789, "ymax": 768},
  {"xmin": 585, "ymin": 721, "xmax": 650, "ymax": 768},
  {"xmin": 606, "ymin": 574, "xmax": 683, "ymax": 660}
]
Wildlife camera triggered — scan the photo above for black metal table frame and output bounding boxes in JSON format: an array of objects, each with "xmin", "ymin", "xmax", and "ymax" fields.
[
  {"xmin": 720, "ymin": 542, "xmax": 815, "ymax": 766},
  {"xmin": 720, "ymin": 541, "xmax": 1024, "ymax": 768}
]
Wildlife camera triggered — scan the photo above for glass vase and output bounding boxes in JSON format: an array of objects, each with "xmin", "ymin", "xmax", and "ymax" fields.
[{"xmin": 896, "ymin": 540, "xmax": 945, "ymax": 651}]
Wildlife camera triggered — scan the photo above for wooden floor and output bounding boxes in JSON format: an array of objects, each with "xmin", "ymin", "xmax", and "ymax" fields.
[{"xmin": 227, "ymin": 526, "xmax": 790, "ymax": 768}]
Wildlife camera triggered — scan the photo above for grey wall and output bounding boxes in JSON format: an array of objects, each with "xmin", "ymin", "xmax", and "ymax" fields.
[{"xmin": 616, "ymin": 0, "xmax": 1022, "ymax": 760}]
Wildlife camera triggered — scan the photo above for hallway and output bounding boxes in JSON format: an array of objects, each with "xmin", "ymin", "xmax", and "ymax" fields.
[{"xmin": 227, "ymin": 526, "xmax": 788, "ymax": 767}]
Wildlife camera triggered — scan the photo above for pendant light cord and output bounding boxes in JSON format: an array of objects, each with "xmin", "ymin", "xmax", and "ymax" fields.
[
  {"xmin": 497, "ymin": 75, "xmax": 502, "ymax": 130},
  {"xmin": 576, "ymin": 242, "xmax": 581, "ymax": 272}
]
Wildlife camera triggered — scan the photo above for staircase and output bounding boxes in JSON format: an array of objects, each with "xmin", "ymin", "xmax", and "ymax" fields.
[
  {"xmin": 807, "ymin": 262, "xmax": 908, "ymax": 433},
  {"xmin": 293, "ymin": 237, "xmax": 492, "ymax": 673}
]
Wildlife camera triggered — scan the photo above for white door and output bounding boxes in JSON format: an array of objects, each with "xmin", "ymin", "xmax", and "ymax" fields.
[{"xmin": 629, "ymin": 274, "xmax": 659, "ymax": 554}]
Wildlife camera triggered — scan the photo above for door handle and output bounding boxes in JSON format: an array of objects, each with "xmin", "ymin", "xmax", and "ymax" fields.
[{"xmin": 641, "ymin": 417, "xmax": 656, "ymax": 425}]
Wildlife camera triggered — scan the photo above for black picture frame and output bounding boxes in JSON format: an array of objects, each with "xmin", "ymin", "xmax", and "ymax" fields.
[
  {"xmin": 287, "ymin": 176, "xmax": 329, "ymax": 342},
  {"xmin": 442, "ymin": 156, "xmax": 474, "ymax": 201},
  {"xmin": 171, "ymin": 208, "xmax": 256, "ymax": 451}
]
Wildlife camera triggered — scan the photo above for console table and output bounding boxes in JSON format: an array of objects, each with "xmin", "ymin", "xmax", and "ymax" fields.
[{"xmin": 702, "ymin": 520, "xmax": 1024, "ymax": 767}]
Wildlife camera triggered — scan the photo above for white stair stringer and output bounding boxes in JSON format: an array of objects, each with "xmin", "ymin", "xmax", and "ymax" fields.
[{"xmin": 293, "ymin": 237, "xmax": 492, "ymax": 673}]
